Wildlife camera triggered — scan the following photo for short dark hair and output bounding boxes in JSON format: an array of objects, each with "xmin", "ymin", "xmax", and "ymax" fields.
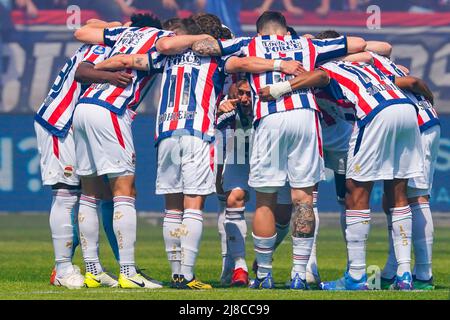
[
  {"xmin": 182, "ymin": 18, "xmax": 202, "ymax": 35},
  {"xmin": 256, "ymin": 11, "xmax": 287, "ymax": 33},
  {"xmin": 315, "ymin": 30, "xmax": 341, "ymax": 39},
  {"xmin": 162, "ymin": 18, "xmax": 182, "ymax": 31},
  {"xmin": 220, "ymin": 26, "xmax": 233, "ymax": 40},
  {"xmin": 191, "ymin": 13, "xmax": 223, "ymax": 39},
  {"xmin": 130, "ymin": 13, "xmax": 162, "ymax": 29},
  {"xmin": 236, "ymin": 79, "xmax": 249, "ymax": 88},
  {"xmin": 287, "ymin": 26, "xmax": 298, "ymax": 37}
]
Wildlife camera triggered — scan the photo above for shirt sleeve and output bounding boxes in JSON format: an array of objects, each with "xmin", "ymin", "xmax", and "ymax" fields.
[
  {"xmin": 218, "ymin": 37, "xmax": 252, "ymax": 56},
  {"xmin": 312, "ymin": 35, "xmax": 348, "ymax": 65},
  {"xmin": 216, "ymin": 108, "xmax": 237, "ymax": 130},
  {"xmin": 103, "ymin": 27, "xmax": 128, "ymax": 47},
  {"xmin": 319, "ymin": 63, "xmax": 346, "ymax": 101},
  {"xmin": 148, "ymin": 30, "xmax": 175, "ymax": 73},
  {"xmin": 82, "ymin": 45, "xmax": 110, "ymax": 64}
]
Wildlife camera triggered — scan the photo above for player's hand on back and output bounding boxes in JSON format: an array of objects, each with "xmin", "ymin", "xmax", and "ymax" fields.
[
  {"xmin": 281, "ymin": 60, "xmax": 306, "ymax": 76},
  {"xmin": 108, "ymin": 71, "xmax": 134, "ymax": 88},
  {"xmin": 397, "ymin": 65, "xmax": 410, "ymax": 75},
  {"xmin": 218, "ymin": 99, "xmax": 239, "ymax": 114},
  {"xmin": 258, "ymin": 87, "xmax": 275, "ymax": 102}
]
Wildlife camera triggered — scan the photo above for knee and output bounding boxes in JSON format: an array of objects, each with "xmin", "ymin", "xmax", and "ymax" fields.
[{"xmin": 226, "ymin": 189, "xmax": 246, "ymax": 208}]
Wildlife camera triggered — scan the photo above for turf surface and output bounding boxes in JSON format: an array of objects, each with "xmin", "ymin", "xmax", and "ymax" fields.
[{"xmin": 0, "ymin": 214, "xmax": 448, "ymax": 300}]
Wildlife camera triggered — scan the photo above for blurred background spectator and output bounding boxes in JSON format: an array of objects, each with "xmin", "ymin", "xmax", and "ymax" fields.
[{"xmin": 6, "ymin": 1, "xmax": 450, "ymax": 23}]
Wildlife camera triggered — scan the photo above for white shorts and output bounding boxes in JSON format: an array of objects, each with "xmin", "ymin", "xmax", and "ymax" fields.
[
  {"xmin": 222, "ymin": 162, "xmax": 250, "ymax": 194},
  {"xmin": 249, "ymin": 109, "xmax": 325, "ymax": 189},
  {"xmin": 156, "ymin": 135, "xmax": 216, "ymax": 195},
  {"xmin": 34, "ymin": 122, "xmax": 79, "ymax": 186},
  {"xmin": 322, "ymin": 119, "xmax": 352, "ymax": 175},
  {"xmin": 222, "ymin": 129, "xmax": 251, "ymax": 193},
  {"xmin": 407, "ymin": 125, "xmax": 441, "ymax": 197},
  {"xmin": 346, "ymin": 104, "xmax": 423, "ymax": 182},
  {"xmin": 72, "ymin": 103, "xmax": 136, "ymax": 177}
]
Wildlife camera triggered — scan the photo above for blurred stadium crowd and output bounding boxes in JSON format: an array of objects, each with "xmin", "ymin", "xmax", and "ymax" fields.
[
  {"xmin": 1, "ymin": 0, "xmax": 450, "ymax": 113},
  {"xmin": 1, "ymin": 1, "xmax": 450, "ymax": 27}
]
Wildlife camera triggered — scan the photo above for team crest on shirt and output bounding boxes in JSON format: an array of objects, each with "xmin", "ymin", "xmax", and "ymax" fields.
[
  {"xmin": 64, "ymin": 166, "xmax": 74, "ymax": 177},
  {"xmin": 93, "ymin": 46, "xmax": 106, "ymax": 55}
]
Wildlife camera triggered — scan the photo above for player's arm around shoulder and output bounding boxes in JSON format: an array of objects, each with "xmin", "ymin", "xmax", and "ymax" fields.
[
  {"xmin": 74, "ymin": 20, "xmax": 122, "ymax": 44},
  {"xmin": 365, "ymin": 41, "xmax": 392, "ymax": 57},
  {"xmin": 94, "ymin": 54, "xmax": 150, "ymax": 71},
  {"xmin": 340, "ymin": 52, "xmax": 374, "ymax": 64},
  {"xmin": 75, "ymin": 62, "xmax": 133, "ymax": 88},
  {"xmin": 395, "ymin": 76, "xmax": 434, "ymax": 104},
  {"xmin": 259, "ymin": 70, "xmax": 330, "ymax": 101},
  {"xmin": 224, "ymin": 56, "xmax": 304, "ymax": 75},
  {"xmin": 156, "ymin": 34, "xmax": 213, "ymax": 55},
  {"xmin": 346, "ymin": 36, "xmax": 367, "ymax": 53},
  {"xmin": 191, "ymin": 37, "xmax": 222, "ymax": 56}
]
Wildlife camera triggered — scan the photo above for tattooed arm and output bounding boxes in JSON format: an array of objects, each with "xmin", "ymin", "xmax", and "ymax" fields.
[
  {"xmin": 225, "ymin": 56, "xmax": 304, "ymax": 75},
  {"xmin": 192, "ymin": 38, "xmax": 222, "ymax": 56},
  {"xmin": 156, "ymin": 34, "xmax": 213, "ymax": 55},
  {"xmin": 94, "ymin": 54, "xmax": 150, "ymax": 71}
]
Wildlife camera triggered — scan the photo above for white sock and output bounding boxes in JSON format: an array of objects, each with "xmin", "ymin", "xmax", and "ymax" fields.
[
  {"xmin": 163, "ymin": 209, "xmax": 182, "ymax": 276},
  {"xmin": 100, "ymin": 200, "xmax": 119, "ymax": 262},
  {"xmin": 180, "ymin": 209, "xmax": 203, "ymax": 281},
  {"xmin": 306, "ymin": 194, "xmax": 320, "ymax": 274},
  {"xmin": 411, "ymin": 202, "xmax": 433, "ymax": 280},
  {"xmin": 391, "ymin": 206, "xmax": 412, "ymax": 276},
  {"xmin": 113, "ymin": 196, "xmax": 137, "ymax": 277},
  {"xmin": 234, "ymin": 257, "xmax": 247, "ymax": 271},
  {"xmin": 78, "ymin": 194, "xmax": 103, "ymax": 275},
  {"xmin": 253, "ymin": 233, "xmax": 276, "ymax": 279},
  {"xmin": 274, "ymin": 222, "xmax": 290, "ymax": 250},
  {"xmin": 381, "ymin": 213, "xmax": 397, "ymax": 279},
  {"xmin": 292, "ymin": 236, "xmax": 315, "ymax": 280},
  {"xmin": 346, "ymin": 209, "xmax": 371, "ymax": 280},
  {"xmin": 224, "ymin": 207, "xmax": 247, "ymax": 271},
  {"xmin": 50, "ymin": 189, "xmax": 80, "ymax": 277},
  {"xmin": 218, "ymin": 207, "xmax": 234, "ymax": 276}
]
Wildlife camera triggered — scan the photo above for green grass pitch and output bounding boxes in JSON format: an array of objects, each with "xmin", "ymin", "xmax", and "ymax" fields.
[{"xmin": 0, "ymin": 214, "xmax": 448, "ymax": 300}]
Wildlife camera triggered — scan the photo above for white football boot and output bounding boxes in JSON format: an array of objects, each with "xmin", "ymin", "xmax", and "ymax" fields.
[{"xmin": 53, "ymin": 265, "xmax": 85, "ymax": 289}]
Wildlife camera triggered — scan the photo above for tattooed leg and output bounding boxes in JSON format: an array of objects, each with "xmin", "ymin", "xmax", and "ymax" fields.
[
  {"xmin": 292, "ymin": 203, "xmax": 316, "ymax": 238},
  {"xmin": 291, "ymin": 201, "xmax": 316, "ymax": 282}
]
